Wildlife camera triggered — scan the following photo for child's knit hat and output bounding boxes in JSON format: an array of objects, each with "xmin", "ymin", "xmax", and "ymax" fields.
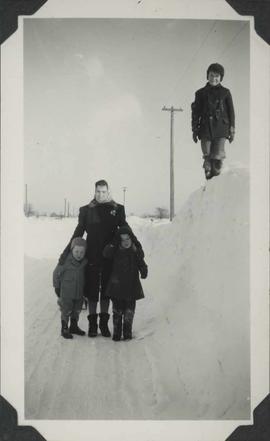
[
  {"xmin": 113, "ymin": 225, "xmax": 134, "ymax": 243},
  {"xmin": 71, "ymin": 237, "xmax": 87, "ymax": 249},
  {"xmin": 117, "ymin": 226, "xmax": 133, "ymax": 237}
]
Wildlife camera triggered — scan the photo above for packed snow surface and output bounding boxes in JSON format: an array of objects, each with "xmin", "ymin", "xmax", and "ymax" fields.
[{"xmin": 25, "ymin": 168, "xmax": 250, "ymax": 420}]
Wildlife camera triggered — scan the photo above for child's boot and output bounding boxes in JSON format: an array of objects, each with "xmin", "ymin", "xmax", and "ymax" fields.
[
  {"xmin": 99, "ymin": 312, "xmax": 111, "ymax": 337},
  {"xmin": 87, "ymin": 314, "xmax": 98, "ymax": 337},
  {"xmin": 203, "ymin": 158, "xmax": 212, "ymax": 180},
  {"xmin": 61, "ymin": 320, "xmax": 73, "ymax": 339},
  {"xmin": 212, "ymin": 159, "xmax": 223, "ymax": 176},
  {"xmin": 112, "ymin": 312, "xmax": 122, "ymax": 341},
  {"xmin": 69, "ymin": 318, "xmax": 85, "ymax": 336},
  {"xmin": 123, "ymin": 309, "xmax": 135, "ymax": 340}
]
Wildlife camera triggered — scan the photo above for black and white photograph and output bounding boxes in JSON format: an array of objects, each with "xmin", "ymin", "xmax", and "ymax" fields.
[
  {"xmin": 24, "ymin": 16, "xmax": 251, "ymax": 420},
  {"xmin": 1, "ymin": 1, "xmax": 269, "ymax": 441}
]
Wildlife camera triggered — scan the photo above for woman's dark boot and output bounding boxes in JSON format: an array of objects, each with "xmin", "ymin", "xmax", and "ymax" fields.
[
  {"xmin": 99, "ymin": 313, "xmax": 111, "ymax": 337},
  {"xmin": 112, "ymin": 312, "xmax": 122, "ymax": 341},
  {"xmin": 123, "ymin": 309, "xmax": 135, "ymax": 340},
  {"xmin": 61, "ymin": 320, "xmax": 73, "ymax": 339},
  {"xmin": 69, "ymin": 318, "xmax": 85, "ymax": 336},
  {"xmin": 87, "ymin": 314, "xmax": 98, "ymax": 337}
]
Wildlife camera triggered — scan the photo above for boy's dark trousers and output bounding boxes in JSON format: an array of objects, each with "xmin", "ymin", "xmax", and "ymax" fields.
[
  {"xmin": 201, "ymin": 138, "xmax": 226, "ymax": 179},
  {"xmin": 112, "ymin": 299, "xmax": 136, "ymax": 341}
]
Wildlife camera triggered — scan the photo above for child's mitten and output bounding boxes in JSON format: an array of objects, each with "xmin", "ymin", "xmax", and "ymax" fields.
[
  {"xmin": 192, "ymin": 132, "xmax": 198, "ymax": 143},
  {"xmin": 228, "ymin": 126, "xmax": 235, "ymax": 143},
  {"xmin": 140, "ymin": 266, "xmax": 148, "ymax": 279},
  {"xmin": 103, "ymin": 243, "xmax": 115, "ymax": 258}
]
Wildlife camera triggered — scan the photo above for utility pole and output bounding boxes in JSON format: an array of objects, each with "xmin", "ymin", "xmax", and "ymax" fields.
[
  {"xmin": 162, "ymin": 106, "xmax": 183, "ymax": 221},
  {"xmin": 67, "ymin": 201, "xmax": 70, "ymax": 217},
  {"xmin": 64, "ymin": 198, "xmax": 67, "ymax": 217},
  {"xmin": 123, "ymin": 186, "xmax": 127, "ymax": 207}
]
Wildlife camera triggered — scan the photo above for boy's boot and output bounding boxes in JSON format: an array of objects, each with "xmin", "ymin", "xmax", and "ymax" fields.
[
  {"xmin": 61, "ymin": 320, "xmax": 73, "ymax": 339},
  {"xmin": 87, "ymin": 314, "xmax": 98, "ymax": 337},
  {"xmin": 123, "ymin": 309, "xmax": 135, "ymax": 340},
  {"xmin": 203, "ymin": 158, "xmax": 212, "ymax": 180},
  {"xmin": 112, "ymin": 312, "xmax": 122, "ymax": 341},
  {"xmin": 99, "ymin": 313, "xmax": 111, "ymax": 337},
  {"xmin": 69, "ymin": 318, "xmax": 85, "ymax": 336},
  {"xmin": 212, "ymin": 159, "xmax": 222, "ymax": 177}
]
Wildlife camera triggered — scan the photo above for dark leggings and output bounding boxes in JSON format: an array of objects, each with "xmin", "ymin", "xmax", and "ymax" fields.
[
  {"xmin": 88, "ymin": 299, "xmax": 110, "ymax": 314},
  {"xmin": 85, "ymin": 262, "xmax": 112, "ymax": 314},
  {"xmin": 112, "ymin": 299, "xmax": 136, "ymax": 318}
]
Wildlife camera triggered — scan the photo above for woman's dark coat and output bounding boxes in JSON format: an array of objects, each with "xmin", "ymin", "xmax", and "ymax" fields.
[
  {"xmin": 103, "ymin": 243, "xmax": 147, "ymax": 302},
  {"xmin": 59, "ymin": 200, "xmax": 143, "ymax": 265},
  {"xmin": 191, "ymin": 83, "xmax": 235, "ymax": 140}
]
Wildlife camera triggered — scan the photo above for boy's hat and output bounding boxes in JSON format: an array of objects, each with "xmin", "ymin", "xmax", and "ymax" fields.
[
  {"xmin": 207, "ymin": 63, "xmax": 224, "ymax": 81},
  {"xmin": 114, "ymin": 226, "xmax": 136, "ymax": 244},
  {"xmin": 117, "ymin": 226, "xmax": 133, "ymax": 237},
  {"xmin": 113, "ymin": 226, "xmax": 137, "ymax": 247},
  {"xmin": 71, "ymin": 237, "xmax": 87, "ymax": 249}
]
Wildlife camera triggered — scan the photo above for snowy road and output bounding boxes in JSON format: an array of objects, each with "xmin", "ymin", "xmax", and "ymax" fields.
[
  {"xmin": 25, "ymin": 257, "xmax": 192, "ymax": 420},
  {"xmin": 25, "ymin": 169, "xmax": 250, "ymax": 420}
]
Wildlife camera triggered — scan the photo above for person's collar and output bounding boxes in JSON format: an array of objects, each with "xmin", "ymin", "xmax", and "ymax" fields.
[
  {"xmin": 119, "ymin": 245, "xmax": 132, "ymax": 250},
  {"xmin": 89, "ymin": 198, "xmax": 117, "ymax": 208},
  {"xmin": 67, "ymin": 252, "xmax": 80, "ymax": 265},
  {"xmin": 206, "ymin": 82, "xmax": 222, "ymax": 89}
]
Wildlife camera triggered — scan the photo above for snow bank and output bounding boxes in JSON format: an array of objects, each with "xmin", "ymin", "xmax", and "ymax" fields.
[{"xmin": 138, "ymin": 167, "xmax": 250, "ymax": 418}]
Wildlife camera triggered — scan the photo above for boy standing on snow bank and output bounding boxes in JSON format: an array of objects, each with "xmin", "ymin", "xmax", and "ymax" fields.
[
  {"xmin": 53, "ymin": 237, "xmax": 88, "ymax": 339},
  {"xmin": 191, "ymin": 63, "xmax": 235, "ymax": 180},
  {"xmin": 103, "ymin": 226, "xmax": 148, "ymax": 341}
]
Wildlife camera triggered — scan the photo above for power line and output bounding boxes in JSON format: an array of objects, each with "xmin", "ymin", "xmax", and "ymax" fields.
[
  {"xmin": 165, "ymin": 21, "xmax": 218, "ymax": 105},
  {"xmin": 218, "ymin": 21, "xmax": 249, "ymax": 58},
  {"xmin": 164, "ymin": 20, "xmax": 247, "ymax": 107},
  {"xmin": 158, "ymin": 21, "xmax": 247, "ymax": 145},
  {"xmin": 156, "ymin": 21, "xmax": 218, "ymax": 149}
]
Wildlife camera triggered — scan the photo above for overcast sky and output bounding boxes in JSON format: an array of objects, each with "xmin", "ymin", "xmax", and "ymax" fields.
[{"xmin": 24, "ymin": 18, "xmax": 249, "ymax": 216}]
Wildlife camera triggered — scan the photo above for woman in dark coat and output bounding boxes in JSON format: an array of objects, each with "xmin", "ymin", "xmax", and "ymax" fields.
[
  {"xmin": 58, "ymin": 179, "xmax": 144, "ymax": 338},
  {"xmin": 103, "ymin": 226, "xmax": 148, "ymax": 341},
  {"xmin": 191, "ymin": 63, "xmax": 235, "ymax": 179}
]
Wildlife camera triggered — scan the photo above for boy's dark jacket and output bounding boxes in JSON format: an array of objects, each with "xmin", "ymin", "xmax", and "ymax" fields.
[
  {"xmin": 103, "ymin": 235, "xmax": 147, "ymax": 301},
  {"xmin": 59, "ymin": 199, "xmax": 143, "ymax": 265},
  {"xmin": 53, "ymin": 253, "xmax": 88, "ymax": 300},
  {"xmin": 191, "ymin": 83, "xmax": 235, "ymax": 140}
]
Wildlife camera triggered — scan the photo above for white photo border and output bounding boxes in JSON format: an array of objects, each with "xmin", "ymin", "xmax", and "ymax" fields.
[{"xmin": 1, "ymin": 1, "xmax": 269, "ymax": 441}]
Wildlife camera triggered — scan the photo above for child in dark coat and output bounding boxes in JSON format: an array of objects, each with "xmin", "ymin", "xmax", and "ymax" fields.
[
  {"xmin": 191, "ymin": 63, "xmax": 235, "ymax": 179},
  {"xmin": 103, "ymin": 226, "xmax": 148, "ymax": 341},
  {"xmin": 53, "ymin": 237, "xmax": 88, "ymax": 339}
]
